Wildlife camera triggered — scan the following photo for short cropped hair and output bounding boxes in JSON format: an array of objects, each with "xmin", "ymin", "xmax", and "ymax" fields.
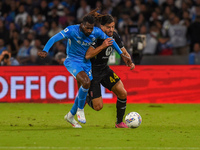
[
  {"xmin": 82, "ymin": 15, "xmax": 95, "ymax": 24},
  {"xmin": 100, "ymin": 14, "xmax": 114, "ymax": 25}
]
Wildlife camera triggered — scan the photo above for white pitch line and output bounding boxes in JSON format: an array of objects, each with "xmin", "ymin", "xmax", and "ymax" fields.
[{"xmin": 0, "ymin": 147, "xmax": 200, "ymax": 150}]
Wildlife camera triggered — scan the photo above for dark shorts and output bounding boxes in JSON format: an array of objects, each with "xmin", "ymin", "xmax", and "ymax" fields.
[{"xmin": 88, "ymin": 66, "xmax": 120, "ymax": 99}]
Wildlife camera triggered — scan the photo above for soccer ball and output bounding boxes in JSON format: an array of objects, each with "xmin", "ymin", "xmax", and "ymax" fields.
[{"xmin": 125, "ymin": 112, "xmax": 142, "ymax": 128}]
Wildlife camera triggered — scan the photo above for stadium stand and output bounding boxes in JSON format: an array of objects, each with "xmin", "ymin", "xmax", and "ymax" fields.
[{"xmin": 0, "ymin": 0, "xmax": 200, "ymax": 65}]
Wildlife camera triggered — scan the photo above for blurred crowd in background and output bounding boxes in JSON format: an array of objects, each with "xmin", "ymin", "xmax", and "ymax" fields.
[{"xmin": 1, "ymin": 0, "xmax": 200, "ymax": 66}]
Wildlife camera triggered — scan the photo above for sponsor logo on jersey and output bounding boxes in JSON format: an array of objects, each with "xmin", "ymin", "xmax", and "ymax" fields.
[
  {"xmin": 77, "ymin": 40, "xmax": 81, "ymax": 44},
  {"xmin": 77, "ymin": 40, "xmax": 91, "ymax": 46},
  {"xmin": 102, "ymin": 56, "xmax": 109, "ymax": 59},
  {"xmin": 105, "ymin": 46, "xmax": 113, "ymax": 56}
]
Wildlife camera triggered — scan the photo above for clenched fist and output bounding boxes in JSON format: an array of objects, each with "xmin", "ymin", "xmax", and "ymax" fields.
[{"xmin": 38, "ymin": 51, "xmax": 47, "ymax": 58}]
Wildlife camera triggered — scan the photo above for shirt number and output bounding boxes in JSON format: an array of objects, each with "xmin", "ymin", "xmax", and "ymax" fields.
[{"xmin": 64, "ymin": 28, "xmax": 69, "ymax": 32}]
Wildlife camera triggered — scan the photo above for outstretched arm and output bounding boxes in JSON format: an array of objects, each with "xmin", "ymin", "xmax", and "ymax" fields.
[
  {"xmin": 106, "ymin": 36, "xmax": 135, "ymax": 70},
  {"xmin": 38, "ymin": 32, "xmax": 64, "ymax": 58},
  {"xmin": 97, "ymin": 29, "xmax": 134, "ymax": 69},
  {"xmin": 120, "ymin": 47, "xmax": 135, "ymax": 70}
]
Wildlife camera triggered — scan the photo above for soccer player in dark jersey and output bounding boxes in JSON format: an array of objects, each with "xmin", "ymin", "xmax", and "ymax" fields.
[{"xmin": 85, "ymin": 14, "xmax": 135, "ymax": 128}]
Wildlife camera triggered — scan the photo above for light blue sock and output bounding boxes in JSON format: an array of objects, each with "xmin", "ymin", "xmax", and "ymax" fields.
[
  {"xmin": 70, "ymin": 96, "xmax": 78, "ymax": 115},
  {"xmin": 78, "ymin": 86, "xmax": 89, "ymax": 109}
]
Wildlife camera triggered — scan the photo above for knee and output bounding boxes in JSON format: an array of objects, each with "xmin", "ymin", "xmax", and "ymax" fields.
[
  {"xmin": 118, "ymin": 89, "xmax": 127, "ymax": 99},
  {"xmin": 93, "ymin": 103, "xmax": 103, "ymax": 111},
  {"xmin": 82, "ymin": 80, "xmax": 90, "ymax": 89}
]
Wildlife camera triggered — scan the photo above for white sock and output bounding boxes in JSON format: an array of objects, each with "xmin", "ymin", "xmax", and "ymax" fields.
[
  {"xmin": 78, "ymin": 108, "xmax": 84, "ymax": 111},
  {"xmin": 67, "ymin": 111, "xmax": 74, "ymax": 118}
]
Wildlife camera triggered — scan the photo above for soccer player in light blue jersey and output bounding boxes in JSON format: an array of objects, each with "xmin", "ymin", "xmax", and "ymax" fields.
[{"xmin": 38, "ymin": 13, "xmax": 132, "ymax": 128}]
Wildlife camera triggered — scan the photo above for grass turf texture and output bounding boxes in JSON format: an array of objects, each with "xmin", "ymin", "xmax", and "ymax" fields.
[{"xmin": 0, "ymin": 103, "xmax": 200, "ymax": 150}]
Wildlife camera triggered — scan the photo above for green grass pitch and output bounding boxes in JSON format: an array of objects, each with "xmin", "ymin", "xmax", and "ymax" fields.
[{"xmin": 0, "ymin": 103, "xmax": 200, "ymax": 150}]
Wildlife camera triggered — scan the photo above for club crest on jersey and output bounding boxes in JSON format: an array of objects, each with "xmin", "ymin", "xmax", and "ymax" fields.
[
  {"xmin": 105, "ymin": 46, "xmax": 113, "ymax": 56},
  {"xmin": 73, "ymin": 69, "xmax": 76, "ymax": 73},
  {"xmin": 92, "ymin": 37, "xmax": 96, "ymax": 41},
  {"xmin": 77, "ymin": 40, "xmax": 81, "ymax": 44}
]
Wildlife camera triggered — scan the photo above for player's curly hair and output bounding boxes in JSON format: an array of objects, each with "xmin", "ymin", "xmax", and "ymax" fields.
[
  {"xmin": 82, "ymin": 8, "xmax": 103, "ymax": 24},
  {"xmin": 87, "ymin": 8, "xmax": 105, "ymax": 23},
  {"xmin": 87, "ymin": 8, "xmax": 114, "ymax": 25}
]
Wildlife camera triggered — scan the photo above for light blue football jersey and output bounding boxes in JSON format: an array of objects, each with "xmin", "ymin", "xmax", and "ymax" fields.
[
  {"xmin": 43, "ymin": 24, "xmax": 122, "ymax": 63},
  {"xmin": 60, "ymin": 25, "xmax": 107, "ymax": 63}
]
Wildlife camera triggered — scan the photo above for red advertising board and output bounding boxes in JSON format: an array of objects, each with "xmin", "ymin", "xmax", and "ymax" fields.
[{"xmin": 0, "ymin": 65, "xmax": 200, "ymax": 103}]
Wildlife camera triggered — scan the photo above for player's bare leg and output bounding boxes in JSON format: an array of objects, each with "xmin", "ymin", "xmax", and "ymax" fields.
[{"xmin": 92, "ymin": 97, "xmax": 103, "ymax": 111}]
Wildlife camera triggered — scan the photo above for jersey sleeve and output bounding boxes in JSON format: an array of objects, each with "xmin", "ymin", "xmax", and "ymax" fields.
[
  {"xmin": 95, "ymin": 27, "xmax": 107, "ymax": 40},
  {"xmin": 59, "ymin": 26, "xmax": 73, "ymax": 39},
  {"xmin": 90, "ymin": 41, "xmax": 98, "ymax": 49},
  {"xmin": 43, "ymin": 32, "xmax": 64, "ymax": 52},
  {"xmin": 43, "ymin": 26, "xmax": 73, "ymax": 53},
  {"xmin": 95, "ymin": 27, "xmax": 123, "ymax": 55},
  {"xmin": 113, "ymin": 32, "xmax": 124, "ymax": 49}
]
